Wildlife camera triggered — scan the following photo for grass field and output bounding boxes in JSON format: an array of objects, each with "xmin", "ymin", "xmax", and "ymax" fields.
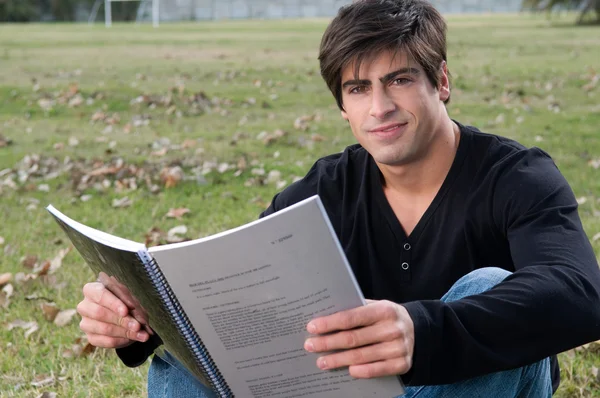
[{"xmin": 0, "ymin": 12, "xmax": 599, "ymax": 397}]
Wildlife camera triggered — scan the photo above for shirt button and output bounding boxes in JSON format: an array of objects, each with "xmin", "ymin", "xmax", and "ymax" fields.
[
  {"xmin": 401, "ymin": 262, "xmax": 409, "ymax": 270},
  {"xmin": 403, "ymin": 243, "xmax": 411, "ymax": 251}
]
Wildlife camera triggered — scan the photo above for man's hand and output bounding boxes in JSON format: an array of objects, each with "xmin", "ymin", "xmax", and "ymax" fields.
[
  {"xmin": 77, "ymin": 272, "xmax": 153, "ymax": 349},
  {"xmin": 303, "ymin": 299, "xmax": 414, "ymax": 379}
]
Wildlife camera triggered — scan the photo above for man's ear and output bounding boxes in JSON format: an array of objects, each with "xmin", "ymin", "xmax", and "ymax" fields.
[
  {"xmin": 341, "ymin": 109, "xmax": 349, "ymax": 121},
  {"xmin": 438, "ymin": 61, "xmax": 450, "ymax": 102}
]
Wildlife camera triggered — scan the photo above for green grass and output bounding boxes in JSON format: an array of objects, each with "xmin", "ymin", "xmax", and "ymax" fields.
[{"xmin": 1, "ymin": 13, "xmax": 599, "ymax": 397}]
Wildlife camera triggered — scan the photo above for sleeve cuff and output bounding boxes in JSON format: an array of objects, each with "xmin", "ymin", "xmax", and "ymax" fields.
[
  {"xmin": 401, "ymin": 301, "xmax": 434, "ymax": 386},
  {"xmin": 115, "ymin": 333, "xmax": 163, "ymax": 368}
]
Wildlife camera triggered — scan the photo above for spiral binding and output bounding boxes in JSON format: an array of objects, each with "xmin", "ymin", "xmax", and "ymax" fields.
[{"xmin": 137, "ymin": 249, "xmax": 233, "ymax": 398}]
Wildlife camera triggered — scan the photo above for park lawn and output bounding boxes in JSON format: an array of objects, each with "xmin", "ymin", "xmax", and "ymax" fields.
[{"xmin": 0, "ymin": 12, "xmax": 599, "ymax": 397}]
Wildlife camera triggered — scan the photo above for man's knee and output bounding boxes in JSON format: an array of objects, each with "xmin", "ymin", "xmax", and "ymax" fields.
[
  {"xmin": 457, "ymin": 267, "xmax": 511, "ymax": 288},
  {"xmin": 442, "ymin": 267, "xmax": 511, "ymax": 302}
]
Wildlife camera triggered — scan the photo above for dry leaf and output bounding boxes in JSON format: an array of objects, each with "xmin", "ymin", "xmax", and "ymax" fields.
[
  {"xmin": 0, "ymin": 236, "xmax": 4, "ymax": 245},
  {"xmin": 167, "ymin": 225, "xmax": 188, "ymax": 243},
  {"xmin": 166, "ymin": 208, "xmax": 190, "ymax": 220},
  {"xmin": 54, "ymin": 309, "xmax": 77, "ymax": 327},
  {"xmin": 112, "ymin": 196, "xmax": 132, "ymax": 208},
  {"xmin": 65, "ymin": 336, "xmax": 96, "ymax": 358},
  {"xmin": 30, "ymin": 374, "xmax": 55, "ymax": 388},
  {"xmin": 0, "ymin": 273, "xmax": 11, "ymax": 286},
  {"xmin": 267, "ymin": 170, "xmax": 282, "ymax": 184},
  {"xmin": 151, "ymin": 148, "xmax": 168, "ymax": 157},
  {"xmin": 7, "ymin": 320, "xmax": 39, "ymax": 338},
  {"xmin": 145, "ymin": 227, "xmax": 165, "ymax": 247},
  {"xmin": 311, "ymin": 133, "xmax": 326, "ymax": 142},
  {"xmin": 294, "ymin": 115, "xmax": 313, "ymax": 131},
  {"xmin": 160, "ymin": 166, "xmax": 184, "ymax": 188},
  {"xmin": 32, "ymin": 260, "xmax": 51, "ymax": 276},
  {"xmin": 181, "ymin": 139, "xmax": 196, "ymax": 149},
  {"xmin": 41, "ymin": 302, "xmax": 60, "ymax": 322},
  {"xmin": 49, "ymin": 247, "xmax": 71, "ymax": 274},
  {"xmin": 21, "ymin": 254, "xmax": 38, "ymax": 269},
  {"xmin": 0, "ymin": 283, "xmax": 13, "ymax": 309},
  {"xmin": 36, "ymin": 392, "xmax": 58, "ymax": 398},
  {"xmin": 2, "ymin": 283, "xmax": 13, "ymax": 299},
  {"xmin": 15, "ymin": 272, "xmax": 37, "ymax": 284},
  {"xmin": 0, "ymin": 134, "xmax": 13, "ymax": 147}
]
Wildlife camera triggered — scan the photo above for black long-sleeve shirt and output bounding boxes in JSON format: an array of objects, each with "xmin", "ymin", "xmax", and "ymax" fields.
[{"xmin": 118, "ymin": 122, "xmax": 600, "ymax": 392}]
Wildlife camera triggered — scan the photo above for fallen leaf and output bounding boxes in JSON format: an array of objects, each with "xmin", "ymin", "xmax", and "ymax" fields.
[
  {"xmin": 145, "ymin": 227, "xmax": 165, "ymax": 247},
  {"xmin": 65, "ymin": 336, "xmax": 96, "ymax": 358},
  {"xmin": 593, "ymin": 233, "xmax": 600, "ymax": 242},
  {"xmin": 41, "ymin": 302, "xmax": 60, "ymax": 322},
  {"xmin": 151, "ymin": 147, "xmax": 168, "ymax": 157},
  {"xmin": 36, "ymin": 392, "xmax": 58, "ymax": 398},
  {"xmin": 267, "ymin": 170, "xmax": 282, "ymax": 184},
  {"xmin": 54, "ymin": 309, "xmax": 77, "ymax": 327},
  {"xmin": 32, "ymin": 260, "xmax": 51, "ymax": 276},
  {"xmin": 160, "ymin": 166, "xmax": 184, "ymax": 188},
  {"xmin": 30, "ymin": 374, "xmax": 55, "ymax": 388},
  {"xmin": 0, "ymin": 283, "xmax": 13, "ymax": 309},
  {"xmin": 311, "ymin": 133, "xmax": 326, "ymax": 142},
  {"xmin": 181, "ymin": 139, "xmax": 196, "ymax": 149},
  {"xmin": 0, "ymin": 134, "xmax": 13, "ymax": 147},
  {"xmin": 0, "ymin": 273, "xmax": 11, "ymax": 286},
  {"xmin": 0, "ymin": 236, "xmax": 4, "ymax": 245},
  {"xmin": 7, "ymin": 319, "xmax": 39, "ymax": 338},
  {"xmin": 112, "ymin": 196, "xmax": 132, "ymax": 208},
  {"xmin": 294, "ymin": 115, "xmax": 314, "ymax": 131},
  {"xmin": 15, "ymin": 272, "xmax": 37, "ymax": 284},
  {"xmin": 49, "ymin": 247, "xmax": 71, "ymax": 274},
  {"xmin": 166, "ymin": 208, "xmax": 190, "ymax": 220},
  {"xmin": 167, "ymin": 225, "xmax": 188, "ymax": 243},
  {"xmin": 21, "ymin": 254, "xmax": 38, "ymax": 269}
]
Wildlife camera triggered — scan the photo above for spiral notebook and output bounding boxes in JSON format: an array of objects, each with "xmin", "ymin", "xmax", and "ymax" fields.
[{"xmin": 46, "ymin": 196, "xmax": 404, "ymax": 398}]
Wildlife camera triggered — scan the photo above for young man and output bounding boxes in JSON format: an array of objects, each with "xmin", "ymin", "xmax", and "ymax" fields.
[{"xmin": 76, "ymin": 0, "xmax": 600, "ymax": 396}]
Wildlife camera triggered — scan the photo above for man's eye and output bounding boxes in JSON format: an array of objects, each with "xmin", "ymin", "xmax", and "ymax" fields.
[
  {"xmin": 350, "ymin": 86, "xmax": 367, "ymax": 94},
  {"xmin": 392, "ymin": 78, "xmax": 411, "ymax": 85}
]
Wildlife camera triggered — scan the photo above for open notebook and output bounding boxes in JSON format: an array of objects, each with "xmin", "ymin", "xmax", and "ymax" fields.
[{"xmin": 47, "ymin": 195, "xmax": 404, "ymax": 398}]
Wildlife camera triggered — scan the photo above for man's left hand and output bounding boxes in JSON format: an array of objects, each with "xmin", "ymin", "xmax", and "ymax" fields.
[{"xmin": 304, "ymin": 299, "xmax": 414, "ymax": 378}]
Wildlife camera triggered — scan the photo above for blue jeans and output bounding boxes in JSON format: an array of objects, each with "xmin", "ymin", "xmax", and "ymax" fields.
[{"xmin": 147, "ymin": 267, "xmax": 553, "ymax": 397}]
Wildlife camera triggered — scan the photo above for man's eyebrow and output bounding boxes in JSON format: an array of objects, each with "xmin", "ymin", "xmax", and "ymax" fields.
[
  {"xmin": 341, "ymin": 67, "xmax": 420, "ymax": 88},
  {"xmin": 380, "ymin": 67, "xmax": 420, "ymax": 84}
]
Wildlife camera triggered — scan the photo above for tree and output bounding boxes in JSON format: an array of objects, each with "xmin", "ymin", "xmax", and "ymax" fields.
[
  {"xmin": 0, "ymin": 0, "xmax": 39, "ymax": 22},
  {"xmin": 522, "ymin": 0, "xmax": 600, "ymax": 24}
]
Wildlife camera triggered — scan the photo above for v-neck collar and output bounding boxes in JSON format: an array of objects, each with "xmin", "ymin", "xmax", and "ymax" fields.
[{"xmin": 371, "ymin": 121, "xmax": 471, "ymax": 242}]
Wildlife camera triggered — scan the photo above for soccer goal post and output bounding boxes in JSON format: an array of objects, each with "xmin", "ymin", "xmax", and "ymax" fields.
[{"xmin": 89, "ymin": 0, "xmax": 160, "ymax": 27}]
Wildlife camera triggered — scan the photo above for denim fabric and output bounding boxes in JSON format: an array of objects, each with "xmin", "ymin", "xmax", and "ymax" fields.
[
  {"xmin": 147, "ymin": 267, "xmax": 553, "ymax": 397},
  {"xmin": 401, "ymin": 267, "xmax": 553, "ymax": 398}
]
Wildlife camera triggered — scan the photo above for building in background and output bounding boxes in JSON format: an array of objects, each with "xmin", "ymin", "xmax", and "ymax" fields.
[{"xmin": 141, "ymin": 0, "xmax": 524, "ymax": 21}]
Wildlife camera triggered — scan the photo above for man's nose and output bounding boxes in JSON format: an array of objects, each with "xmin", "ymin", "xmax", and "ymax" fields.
[{"xmin": 369, "ymin": 87, "xmax": 396, "ymax": 120}]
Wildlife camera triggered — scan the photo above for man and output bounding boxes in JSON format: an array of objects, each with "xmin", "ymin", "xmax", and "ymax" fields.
[{"xmin": 76, "ymin": 0, "xmax": 600, "ymax": 397}]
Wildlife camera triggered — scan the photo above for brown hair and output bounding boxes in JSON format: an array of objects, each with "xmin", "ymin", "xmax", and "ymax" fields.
[{"xmin": 319, "ymin": 0, "xmax": 450, "ymax": 110}]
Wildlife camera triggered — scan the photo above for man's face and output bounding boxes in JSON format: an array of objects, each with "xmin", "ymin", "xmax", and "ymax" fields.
[{"xmin": 340, "ymin": 50, "xmax": 450, "ymax": 167}]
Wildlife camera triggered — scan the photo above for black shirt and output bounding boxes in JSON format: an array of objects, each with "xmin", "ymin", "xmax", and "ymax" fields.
[
  {"xmin": 119, "ymin": 122, "xmax": 600, "ymax": 391},
  {"xmin": 257, "ymin": 122, "xmax": 600, "ymax": 391}
]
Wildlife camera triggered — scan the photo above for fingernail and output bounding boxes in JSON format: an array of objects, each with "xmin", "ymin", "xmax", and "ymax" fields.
[
  {"xmin": 136, "ymin": 332, "xmax": 147, "ymax": 341},
  {"xmin": 304, "ymin": 340, "xmax": 315, "ymax": 352},
  {"xmin": 317, "ymin": 357, "xmax": 327, "ymax": 369},
  {"xmin": 307, "ymin": 322, "xmax": 317, "ymax": 333},
  {"xmin": 128, "ymin": 321, "xmax": 137, "ymax": 330}
]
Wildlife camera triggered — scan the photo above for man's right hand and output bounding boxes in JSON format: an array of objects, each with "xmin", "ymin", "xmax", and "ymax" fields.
[{"xmin": 77, "ymin": 281, "xmax": 150, "ymax": 349}]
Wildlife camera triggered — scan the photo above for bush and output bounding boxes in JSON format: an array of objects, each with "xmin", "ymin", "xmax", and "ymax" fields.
[{"xmin": 0, "ymin": 0, "xmax": 40, "ymax": 22}]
